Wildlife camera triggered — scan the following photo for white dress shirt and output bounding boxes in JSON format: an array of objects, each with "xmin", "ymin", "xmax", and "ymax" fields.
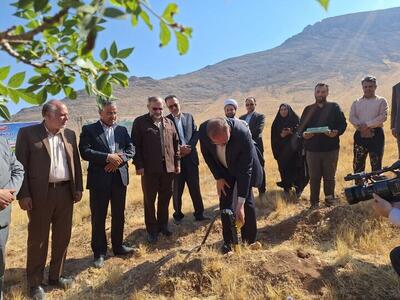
[
  {"xmin": 245, "ymin": 112, "xmax": 254, "ymax": 124},
  {"xmin": 216, "ymin": 143, "xmax": 245, "ymax": 205},
  {"xmin": 100, "ymin": 120, "xmax": 116, "ymax": 153},
  {"xmin": 46, "ymin": 128, "xmax": 70, "ymax": 183},
  {"xmin": 349, "ymin": 96, "xmax": 388, "ymax": 129},
  {"xmin": 174, "ymin": 115, "xmax": 187, "ymax": 145}
]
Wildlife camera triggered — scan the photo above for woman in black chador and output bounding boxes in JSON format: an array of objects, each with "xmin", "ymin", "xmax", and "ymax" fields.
[{"xmin": 271, "ymin": 104, "xmax": 308, "ymax": 196}]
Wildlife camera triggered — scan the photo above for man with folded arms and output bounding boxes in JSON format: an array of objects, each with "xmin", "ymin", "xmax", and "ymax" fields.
[
  {"xmin": 16, "ymin": 100, "xmax": 83, "ymax": 299},
  {"xmin": 350, "ymin": 76, "xmax": 388, "ymax": 183},
  {"xmin": 79, "ymin": 100, "xmax": 135, "ymax": 268}
]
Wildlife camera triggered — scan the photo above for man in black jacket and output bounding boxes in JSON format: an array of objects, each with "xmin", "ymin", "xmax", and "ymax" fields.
[
  {"xmin": 165, "ymin": 95, "xmax": 208, "ymax": 223},
  {"xmin": 79, "ymin": 100, "xmax": 135, "ymax": 268},
  {"xmin": 199, "ymin": 118, "xmax": 262, "ymax": 253},
  {"xmin": 239, "ymin": 97, "xmax": 266, "ymax": 199},
  {"xmin": 300, "ymin": 83, "xmax": 347, "ymax": 209}
]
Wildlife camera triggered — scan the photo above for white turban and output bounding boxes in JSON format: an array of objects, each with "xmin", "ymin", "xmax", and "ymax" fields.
[{"xmin": 224, "ymin": 98, "xmax": 238, "ymax": 109}]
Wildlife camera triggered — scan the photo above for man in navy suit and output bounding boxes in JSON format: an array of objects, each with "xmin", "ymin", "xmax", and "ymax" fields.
[
  {"xmin": 79, "ymin": 100, "xmax": 135, "ymax": 268},
  {"xmin": 239, "ymin": 97, "xmax": 266, "ymax": 199},
  {"xmin": 165, "ymin": 95, "xmax": 209, "ymax": 223},
  {"xmin": 199, "ymin": 118, "xmax": 262, "ymax": 253}
]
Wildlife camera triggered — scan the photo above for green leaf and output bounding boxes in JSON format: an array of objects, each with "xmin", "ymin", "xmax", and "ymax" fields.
[
  {"xmin": 16, "ymin": 0, "xmax": 32, "ymax": 10},
  {"xmin": 103, "ymin": 7, "xmax": 126, "ymax": 19},
  {"xmin": 8, "ymin": 72, "xmax": 25, "ymax": 88},
  {"xmin": 46, "ymin": 84, "xmax": 61, "ymax": 95},
  {"xmin": 19, "ymin": 89, "xmax": 41, "ymax": 105},
  {"xmin": 112, "ymin": 73, "xmax": 128, "ymax": 87},
  {"xmin": 162, "ymin": 3, "xmax": 179, "ymax": 23},
  {"xmin": 78, "ymin": 5, "xmax": 97, "ymax": 14},
  {"xmin": 37, "ymin": 88, "xmax": 48, "ymax": 104},
  {"xmin": 0, "ymin": 66, "xmax": 11, "ymax": 81},
  {"xmin": 115, "ymin": 59, "xmax": 129, "ymax": 72},
  {"xmin": 8, "ymin": 89, "xmax": 20, "ymax": 104},
  {"xmin": 159, "ymin": 22, "xmax": 171, "ymax": 47},
  {"xmin": 103, "ymin": 82, "xmax": 112, "ymax": 97},
  {"xmin": 0, "ymin": 103, "xmax": 10, "ymax": 120},
  {"xmin": 28, "ymin": 75, "xmax": 47, "ymax": 85},
  {"xmin": 0, "ymin": 83, "xmax": 8, "ymax": 95},
  {"xmin": 25, "ymin": 85, "xmax": 43, "ymax": 93},
  {"xmin": 175, "ymin": 31, "xmax": 189, "ymax": 55},
  {"xmin": 110, "ymin": 41, "xmax": 118, "ymax": 58},
  {"xmin": 140, "ymin": 10, "xmax": 153, "ymax": 30},
  {"xmin": 34, "ymin": 0, "xmax": 48, "ymax": 12},
  {"xmin": 63, "ymin": 86, "xmax": 77, "ymax": 99},
  {"xmin": 34, "ymin": 67, "xmax": 50, "ymax": 75},
  {"xmin": 96, "ymin": 73, "xmax": 109, "ymax": 91},
  {"xmin": 317, "ymin": 0, "xmax": 329, "ymax": 10},
  {"xmin": 117, "ymin": 48, "xmax": 134, "ymax": 59},
  {"xmin": 100, "ymin": 48, "xmax": 108, "ymax": 61}
]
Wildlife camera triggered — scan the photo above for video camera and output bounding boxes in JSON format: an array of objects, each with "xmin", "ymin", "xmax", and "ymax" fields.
[{"xmin": 344, "ymin": 161, "xmax": 400, "ymax": 205}]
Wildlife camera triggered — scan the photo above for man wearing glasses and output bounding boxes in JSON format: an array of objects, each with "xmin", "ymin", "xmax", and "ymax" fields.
[
  {"xmin": 131, "ymin": 97, "xmax": 180, "ymax": 244},
  {"xmin": 239, "ymin": 97, "xmax": 266, "ymax": 200},
  {"xmin": 165, "ymin": 95, "xmax": 209, "ymax": 224}
]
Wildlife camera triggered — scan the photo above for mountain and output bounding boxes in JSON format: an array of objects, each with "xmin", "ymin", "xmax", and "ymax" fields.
[{"xmin": 12, "ymin": 6, "xmax": 400, "ymax": 125}]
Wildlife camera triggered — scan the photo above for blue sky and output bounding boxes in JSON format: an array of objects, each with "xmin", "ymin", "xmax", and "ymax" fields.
[{"xmin": 1, "ymin": 0, "xmax": 400, "ymax": 114}]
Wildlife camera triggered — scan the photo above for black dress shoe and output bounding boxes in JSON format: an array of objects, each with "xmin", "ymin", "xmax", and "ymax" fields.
[
  {"xmin": 93, "ymin": 255, "xmax": 105, "ymax": 268},
  {"xmin": 147, "ymin": 233, "xmax": 158, "ymax": 244},
  {"xmin": 160, "ymin": 227, "xmax": 172, "ymax": 237},
  {"xmin": 114, "ymin": 245, "xmax": 134, "ymax": 256},
  {"xmin": 29, "ymin": 285, "xmax": 45, "ymax": 300},
  {"xmin": 195, "ymin": 214, "xmax": 211, "ymax": 221},
  {"xmin": 48, "ymin": 276, "xmax": 74, "ymax": 290},
  {"xmin": 221, "ymin": 243, "xmax": 233, "ymax": 254}
]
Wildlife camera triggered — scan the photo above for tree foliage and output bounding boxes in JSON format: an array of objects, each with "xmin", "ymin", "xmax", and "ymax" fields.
[{"xmin": 0, "ymin": 0, "xmax": 329, "ymax": 120}]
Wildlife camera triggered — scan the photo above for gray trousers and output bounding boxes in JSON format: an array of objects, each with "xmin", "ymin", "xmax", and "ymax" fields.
[
  {"xmin": 306, "ymin": 150, "xmax": 339, "ymax": 205},
  {"xmin": 0, "ymin": 225, "xmax": 9, "ymax": 300}
]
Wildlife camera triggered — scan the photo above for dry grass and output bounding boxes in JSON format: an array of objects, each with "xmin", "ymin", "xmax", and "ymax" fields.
[{"xmin": 3, "ymin": 117, "xmax": 400, "ymax": 299}]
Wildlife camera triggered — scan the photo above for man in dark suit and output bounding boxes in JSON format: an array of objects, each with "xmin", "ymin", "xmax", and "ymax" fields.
[
  {"xmin": 79, "ymin": 100, "xmax": 135, "ymax": 268},
  {"xmin": 199, "ymin": 118, "xmax": 262, "ymax": 253},
  {"xmin": 239, "ymin": 97, "xmax": 266, "ymax": 199},
  {"xmin": 0, "ymin": 137, "xmax": 24, "ymax": 299},
  {"xmin": 16, "ymin": 100, "xmax": 83, "ymax": 299},
  {"xmin": 391, "ymin": 82, "xmax": 400, "ymax": 158},
  {"xmin": 132, "ymin": 97, "xmax": 180, "ymax": 244},
  {"xmin": 165, "ymin": 95, "xmax": 208, "ymax": 223}
]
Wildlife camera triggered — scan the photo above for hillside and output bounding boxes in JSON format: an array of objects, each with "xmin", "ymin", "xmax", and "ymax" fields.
[{"xmin": 11, "ymin": 6, "xmax": 400, "ymax": 124}]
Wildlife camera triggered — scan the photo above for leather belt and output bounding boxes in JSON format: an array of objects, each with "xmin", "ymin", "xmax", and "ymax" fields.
[{"xmin": 48, "ymin": 181, "xmax": 70, "ymax": 188}]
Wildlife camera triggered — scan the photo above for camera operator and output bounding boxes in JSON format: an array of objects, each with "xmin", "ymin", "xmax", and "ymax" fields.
[{"xmin": 372, "ymin": 193, "xmax": 400, "ymax": 276}]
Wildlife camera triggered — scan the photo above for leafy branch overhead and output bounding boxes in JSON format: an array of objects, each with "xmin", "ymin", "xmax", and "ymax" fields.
[
  {"xmin": 0, "ymin": 0, "xmax": 329, "ymax": 121},
  {"xmin": 0, "ymin": 0, "xmax": 192, "ymax": 120}
]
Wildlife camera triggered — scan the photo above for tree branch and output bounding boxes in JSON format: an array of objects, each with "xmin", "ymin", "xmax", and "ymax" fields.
[
  {"xmin": 0, "ymin": 8, "xmax": 69, "ymax": 43},
  {"xmin": 0, "ymin": 40, "xmax": 46, "ymax": 68}
]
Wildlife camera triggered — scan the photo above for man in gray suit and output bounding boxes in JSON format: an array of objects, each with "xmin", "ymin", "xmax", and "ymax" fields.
[
  {"xmin": 0, "ymin": 137, "xmax": 24, "ymax": 299},
  {"xmin": 165, "ymin": 95, "xmax": 209, "ymax": 223},
  {"xmin": 391, "ymin": 82, "xmax": 400, "ymax": 158}
]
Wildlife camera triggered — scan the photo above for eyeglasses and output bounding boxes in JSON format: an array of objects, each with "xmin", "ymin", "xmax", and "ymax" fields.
[
  {"xmin": 152, "ymin": 107, "xmax": 163, "ymax": 111},
  {"xmin": 168, "ymin": 104, "xmax": 178, "ymax": 109}
]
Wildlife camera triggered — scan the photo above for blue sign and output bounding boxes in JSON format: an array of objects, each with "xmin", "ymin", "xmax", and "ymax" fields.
[{"xmin": 0, "ymin": 122, "xmax": 40, "ymax": 151}]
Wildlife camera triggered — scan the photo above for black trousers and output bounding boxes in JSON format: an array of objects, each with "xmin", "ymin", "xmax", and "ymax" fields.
[
  {"xmin": 277, "ymin": 154, "xmax": 297, "ymax": 190},
  {"xmin": 390, "ymin": 246, "xmax": 400, "ymax": 276},
  {"xmin": 173, "ymin": 157, "xmax": 204, "ymax": 219},
  {"xmin": 89, "ymin": 173, "xmax": 126, "ymax": 257},
  {"xmin": 353, "ymin": 128, "xmax": 385, "ymax": 174},
  {"xmin": 220, "ymin": 177, "xmax": 257, "ymax": 244},
  {"xmin": 142, "ymin": 170, "xmax": 174, "ymax": 234}
]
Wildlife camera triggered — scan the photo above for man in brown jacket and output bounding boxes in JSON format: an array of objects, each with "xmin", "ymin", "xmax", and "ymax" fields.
[
  {"xmin": 16, "ymin": 100, "xmax": 83, "ymax": 300},
  {"xmin": 131, "ymin": 96, "xmax": 180, "ymax": 244}
]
